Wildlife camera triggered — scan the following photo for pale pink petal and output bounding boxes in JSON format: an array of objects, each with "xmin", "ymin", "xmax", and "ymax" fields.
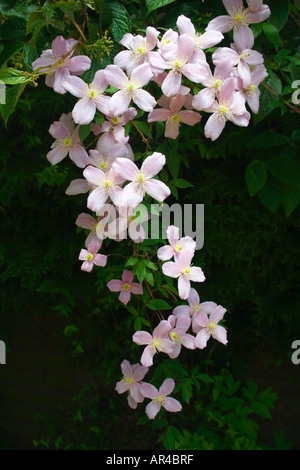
[
  {"xmin": 112, "ymin": 158, "xmax": 137, "ymax": 181},
  {"xmin": 119, "ymin": 289, "xmax": 131, "ymax": 305},
  {"xmin": 176, "ymin": 15, "xmax": 195, "ymax": 36},
  {"xmin": 132, "ymin": 331, "xmax": 153, "ymax": 345},
  {"xmin": 193, "ymin": 312, "xmax": 209, "ymax": 329},
  {"xmin": 52, "ymin": 35, "xmax": 68, "ymax": 57},
  {"xmin": 65, "ymin": 178, "xmax": 89, "ymax": 195},
  {"xmin": 121, "ymin": 270, "xmax": 133, "ymax": 284},
  {"xmin": 114, "ymin": 50, "xmax": 133, "ymax": 69},
  {"xmin": 165, "ymin": 120, "xmax": 180, "ymax": 139},
  {"xmin": 64, "ymin": 75, "xmax": 88, "ymax": 98},
  {"xmin": 141, "ymin": 152, "xmax": 166, "ymax": 178},
  {"xmin": 163, "ymin": 397, "xmax": 182, "ymax": 413},
  {"xmin": 127, "ymin": 395, "xmax": 138, "ymax": 409},
  {"xmin": 181, "ymin": 333, "xmax": 196, "ymax": 349},
  {"xmin": 162, "ymin": 261, "xmax": 181, "ymax": 278},
  {"xmin": 233, "ymin": 25, "xmax": 254, "ymax": 47},
  {"xmin": 157, "ymin": 245, "xmax": 174, "ymax": 261},
  {"xmin": 115, "ymin": 378, "xmax": 129, "ymax": 394},
  {"xmin": 148, "ymin": 108, "xmax": 172, "ymax": 122},
  {"xmin": 83, "ymin": 165, "xmax": 105, "ymax": 186},
  {"xmin": 131, "ymin": 63, "xmax": 153, "ymax": 87},
  {"xmin": 49, "ymin": 121, "xmax": 70, "ymax": 140},
  {"xmin": 141, "ymin": 345, "xmax": 155, "ymax": 367},
  {"xmin": 91, "ymin": 69, "xmax": 108, "ymax": 92},
  {"xmin": 109, "ymin": 90, "xmax": 131, "ymax": 115},
  {"xmin": 206, "ymin": 16, "xmax": 233, "ymax": 33},
  {"xmin": 213, "ymin": 325, "xmax": 228, "ymax": 345},
  {"xmin": 188, "ymin": 288, "xmax": 200, "ymax": 307},
  {"xmin": 130, "ymin": 283, "xmax": 143, "ymax": 295},
  {"xmin": 189, "ymin": 266, "xmax": 205, "ymax": 282},
  {"xmin": 144, "ymin": 179, "xmax": 170, "ymax": 202},
  {"xmin": 79, "ymin": 248, "xmax": 88, "ymax": 261},
  {"xmin": 179, "ymin": 110, "xmax": 201, "ymax": 126},
  {"xmin": 107, "ymin": 279, "xmax": 123, "ymax": 292},
  {"xmin": 172, "ymin": 305, "xmax": 190, "ymax": 317},
  {"xmin": 69, "ymin": 145, "xmax": 90, "ymax": 168},
  {"xmin": 120, "ymin": 359, "xmax": 133, "ymax": 377},
  {"xmin": 133, "ymin": 365, "xmax": 149, "ymax": 382},
  {"xmin": 47, "ymin": 146, "xmax": 68, "ymax": 165},
  {"xmin": 197, "ymin": 30, "xmax": 224, "ymax": 49},
  {"xmin": 153, "ymin": 320, "xmax": 172, "ymax": 338},
  {"xmin": 159, "ymin": 378, "xmax": 175, "ymax": 396},
  {"xmin": 105, "ymin": 65, "xmax": 128, "ymax": 88},
  {"xmin": 195, "ymin": 328, "xmax": 210, "ymax": 349},
  {"xmin": 76, "ymin": 213, "xmax": 95, "ymax": 230},
  {"xmin": 223, "ymin": 0, "xmax": 243, "ymax": 12},
  {"xmin": 66, "ymin": 55, "xmax": 91, "ymax": 74},
  {"xmin": 87, "ymin": 187, "xmax": 108, "ymax": 212},
  {"xmin": 130, "ymin": 382, "xmax": 144, "ymax": 403},
  {"xmin": 81, "ymin": 260, "xmax": 94, "ymax": 272},
  {"xmin": 204, "ymin": 113, "xmax": 226, "ymax": 141},
  {"xmin": 247, "ymin": 0, "xmax": 263, "ymax": 12},
  {"xmin": 93, "ymin": 254, "xmax": 107, "ymax": 267},
  {"xmin": 72, "ymin": 99, "xmax": 96, "ymax": 125},
  {"xmin": 162, "ymin": 71, "xmax": 182, "ymax": 98},
  {"xmin": 248, "ymin": 5, "xmax": 271, "ymax": 23},
  {"xmin": 53, "ymin": 68, "xmax": 69, "ymax": 94},
  {"xmin": 146, "ymin": 401, "xmax": 161, "ymax": 419},
  {"xmin": 133, "ymin": 89, "xmax": 156, "ymax": 112},
  {"xmin": 181, "ymin": 63, "xmax": 208, "ymax": 83},
  {"xmin": 178, "ymin": 276, "xmax": 191, "ymax": 300},
  {"xmin": 193, "ymin": 88, "xmax": 215, "ymax": 111},
  {"xmin": 210, "ymin": 305, "xmax": 227, "ymax": 324},
  {"xmin": 146, "ymin": 26, "xmax": 160, "ymax": 50}
]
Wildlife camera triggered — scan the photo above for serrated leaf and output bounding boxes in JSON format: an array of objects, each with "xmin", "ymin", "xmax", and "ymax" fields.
[
  {"xmin": 106, "ymin": 1, "xmax": 130, "ymax": 43},
  {"xmin": 0, "ymin": 68, "xmax": 32, "ymax": 85},
  {"xmin": 245, "ymin": 160, "xmax": 267, "ymax": 197},
  {"xmin": 0, "ymin": 16, "xmax": 27, "ymax": 39},
  {"xmin": 146, "ymin": 0, "xmax": 176, "ymax": 14}
]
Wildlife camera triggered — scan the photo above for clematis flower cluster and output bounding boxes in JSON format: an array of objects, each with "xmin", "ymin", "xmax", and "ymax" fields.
[{"xmin": 34, "ymin": 1, "xmax": 270, "ymax": 419}]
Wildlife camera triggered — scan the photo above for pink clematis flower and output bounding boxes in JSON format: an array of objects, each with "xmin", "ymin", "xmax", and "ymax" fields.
[
  {"xmin": 192, "ymin": 63, "xmax": 233, "ymax": 111},
  {"xmin": 161, "ymin": 34, "xmax": 208, "ymax": 97},
  {"xmin": 212, "ymin": 36, "xmax": 264, "ymax": 85},
  {"xmin": 107, "ymin": 270, "xmax": 143, "ymax": 305},
  {"xmin": 115, "ymin": 359, "xmax": 148, "ymax": 409},
  {"xmin": 32, "ymin": 35, "xmax": 91, "ymax": 94},
  {"xmin": 198, "ymin": 78, "xmax": 250, "ymax": 141},
  {"xmin": 107, "ymin": 204, "xmax": 149, "ymax": 244},
  {"xmin": 114, "ymin": 27, "xmax": 165, "ymax": 76},
  {"xmin": 206, "ymin": 0, "xmax": 271, "ymax": 46},
  {"xmin": 78, "ymin": 240, "xmax": 107, "ymax": 272},
  {"xmin": 162, "ymin": 248, "xmax": 205, "ymax": 300},
  {"xmin": 148, "ymin": 93, "xmax": 201, "ymax": 139},
  {"xmin": 89, "ymin": 133, "xmax": 130, "ymax": 172},
  {"xmin": 132, "ymin": 320, "xmax": 174, "ymax": 367},
  {"xmin": 64, "ymin": 70, "xmax": 110, "ymax": 125},
  {"xmin": 236, "ymin": 64, "xmax": 268, "ymax": 114},
  {"xmin": 105, "ymin": 64, "xmax": 156, "ymax": 115},
  {"xmin": 167, "ymin": 315, "xmax": 195, "ymax": 359},
  {"xmin": 92, "ymin": 107, "xmax": 137, "ymax": 144},
  {"xmin": 177, "ymin": 15, "xmax": 224, "ymax": 61},
  {"xmin": 194, "ymin": 304, "xmax": 228, "ymax": 349},
  {"xmin": 112, "ymin": 152, "xmax": 170, "ymax": 208},
  {"xmin": 140, "ymin": 378, "xmax": 182, "ymax": 419},
  {"xmin": 83, "ymin": 166, "xmax": 125, "ymax": 214},
  {"xmin": 173, "ymin": 288, "xmax": 218, "ymax": 331},
  {"xmin": 47, "ymin": 113, "xmax": 89, "ymax": 168},
  {"xmin": 157, "ymin": 225, "xmax": 196, "ymax": 261},
  {"xmin": 75, "ymin": 212, "xmax": 104, "ymax": 248}
]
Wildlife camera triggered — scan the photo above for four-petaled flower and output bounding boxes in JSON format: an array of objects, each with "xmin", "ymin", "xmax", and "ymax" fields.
[
  {"xmin": 140, "ymin": 378, "xmax": 182, "ymax": 419},
  {"xmin": 115, "ymin": 359, "xmax": 148, "ymax": 409},
  {"xmin": 107, "ymin": 270, "xmax": 143, "ymax": 305},
  {"xmin": 78, "ymin": 240, "xmax": 107, "ymax": 272}
]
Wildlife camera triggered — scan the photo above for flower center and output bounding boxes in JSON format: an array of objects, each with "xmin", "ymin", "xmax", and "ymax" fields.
[
  {"xmin": 219, "ymin": 105, "xmax": 228, "ymax": 115},
  {"xmin": 100, "ymin": 161, "xmax": 108, "ymax": 170},
  {"xmin": 63, "ymin": 137, "xmax": 73, "ymax": 147},
  {"xmin": 171, "ymin": 114, "xmax": 180, "ymax": 122},
  {"xmin": 157, "ymin": 396, "xmax": 164, "ymax": 403},
  {"xmin": 213, "ymin": 78, "xmax": 223, "ymax": 89},
  {"xmin": 123, "ymin": 283, "xmax": 130, "ymax": 291},
  {"xmin": 125, "ymin": 376, "xmax": 134, "ymax": 384},
  {"xmin": 208, "ymin": 322, "xmax": 216, "ymax": 332},
  {"xmin": 239, "ymin": 51, "xmax": 250, "ymax": 60},
  {"xmin": 170, "ymin": 332, "xmax": 178, "ymax": 342},
  {"xmin": 88, "ymin": 88, "xmax": 98, "ymax": 100},
  {"xmin": 174, "ymin": 244, "xmax": 183, "ymax": 252},
  {"xmin": 182, "ymin": 267, "xmax": 190, "ymax": 278},
  {"xmin": 111, "ymin": 116, "xmax": 119, "ymax": 125},
  {"xmin": 104, "ymin": 180, "xmax": 111, "ymax": 188},
  {"xmin": 86, "ymin": 253, "xmax": 94, "ymax": 261},
  {"xmin": 137, "ymin": 172, "xmax": 144, "ymax": 183},
  {"xmin": 136, "ymin": 46, "xmax": 146, "ymax": 55},
  {"xmin": 173, "ymin": 59, "xmax": 182, "ymax": 70},
  {"xmin": 246, "ymin": 84, "xmax": 256, "ymax": 96}
]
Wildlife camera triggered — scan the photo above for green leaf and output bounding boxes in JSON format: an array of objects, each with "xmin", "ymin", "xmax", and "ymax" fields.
[
  {"xmin": 94, "ymin": 0, "xmax": 113, "ymax": 28},
  {"xmin": 257, "ymin": 181, "xmax": 283, "ymax": 213},
  {"xmin": 0, "ymin": 42, "xmax": 24, "ymax": 69},
  {"xmin": 243, "ymin": 379, "xmax": 257, "ymax": 401},
  {"xmin": 146, "ymin": 0, "xmax": 176, "ymax": 14},
  {"xmin": 0, "ymin": 0, "xmax": 35, "ymax": 19},
  {"xmin": 142, "ymin": 260, "xmax": 157, "ymax": 271},
  {"xmin": 164, "ymin": 427, "xmax": 174, "ymax": 451},
  {"xmin": 134, "ymin": 317, "xmax": 142, "ymax": 331},
  {"xmin": 144, "ymin": 271, "xmax": 154, "ymax": 286},
  {"xmin": 0, "ymin": 16, "xmax": 27, "ymax": 39},
  {"xmin": 136, "ymin": 261, "xmax": 146, "ymax": 283},
  {"xmin": 245, "ymin": 160, "xmax": 267, "ymax": 197},
  {"xmin": 133, "ymin": 120, "xmax": 152, "ymax": 139},
  {"xmin": 253, "ymin": 70, "xmax": 282, "ymax": 124},
  {"xmin": 0, "ymin": 83, "xmax": 26, "ymax": 126},
  {"xmin": 0, "ymin": 68, "xmax": 32, "ymax": 85},
  {"xmin": 147, "ymin": 299, "xmax": 172, "ymax": 310},
  {"xmin": 174, "ymin": 178, "xmax": 193, "ymax": 189},
  {"xmin": 125, "ymin": 257, "xmax": 139, "ymax": 267},
  {"xmin": 106, "ymin": 1, "xmax": 130, "ymax": 43},
  {"xmin": 43, "ymin": 0, "xmax": 54, "ymax": 26},
  {"xmin": 267, "ymin": 155, "xmax": 300, "ymax": 189},
  {"xmin": 79, "ymin": 123, "xmax": 91, "ymax": 142},
  {"xmin": 267, "ymin": 0, "xmax": 290, "ymax": 31},
  {"xmin": 262, "ymin": 23, "xmax": 279, "ymax": 50},
  {"xmin": 197, "ymin": 374, "xmax": 214, "ymax": 383},
  {"xmin": 26, "ymin": 10, "xmax": 44, "ymax": 35},
  {"xmin": 283, "ymin": 186, "xmax": 300, "ymax": 217}
]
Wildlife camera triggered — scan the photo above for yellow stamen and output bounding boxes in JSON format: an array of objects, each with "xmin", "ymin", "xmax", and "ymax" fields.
[
  {"xmin": 86, "ymin": 253, "xmax": 94, "ymax": 261},
  {"xmin": 63, "ymin": 137, "xmax": 72, "ymax": 147},
  {"xmin": 88, "ymin": 89, "xmax": 98, "ymax": 99},
  {"xmin": 123, "ymin": 283, "xmax": 130, "ymax": 291}
]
